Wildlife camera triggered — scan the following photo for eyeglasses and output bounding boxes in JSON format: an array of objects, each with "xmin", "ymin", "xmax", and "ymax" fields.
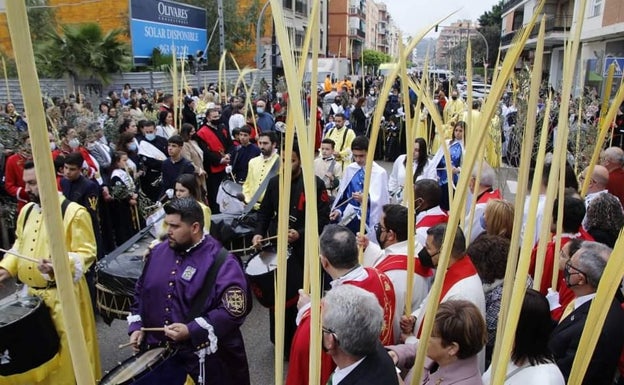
[
  {"xmin": 559, "ymin": 249, "xmax": 570, "ymax": 260},
  {"xmin": 374, "ymin": 223, "xmax": 387, "ymax": 233},
  {"xmin": 322, "ymin": 326, "xmax": 339, "ymax": 343},
  {"xmin": 565, "ymin": 260, "xmax": 587, "ymax": 277}
]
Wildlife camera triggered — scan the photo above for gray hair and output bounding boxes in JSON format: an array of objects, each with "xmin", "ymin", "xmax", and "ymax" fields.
[
  {"xmin": 319, "ymin": 225, "xmax": 358, "ymax": 269},
  {"xmin": 472, "ymin": 161, "xmax": 495, "ymax": 187},
  {"xmin": 322, "ymin": 285, "xmax": 383, "ymax": 357},
  {"xmin": 575, "ymin": 241, "xmax": 610, "ymax": 288},
  {"xmin": 604, "ymin": 147, "xmax": 624, "ymax": 166}
]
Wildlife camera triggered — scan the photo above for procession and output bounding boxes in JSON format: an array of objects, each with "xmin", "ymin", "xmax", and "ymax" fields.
[{"xmin": 1, "ymin": 0, "xmax": 624, "ymax": 384}]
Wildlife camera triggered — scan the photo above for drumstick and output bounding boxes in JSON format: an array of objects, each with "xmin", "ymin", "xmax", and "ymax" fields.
[
  {"xmin": 141, "ymin": 327, "xmax": 165, "ymax": 332},
  {"xmin": 118, "ymin": 341, "xmax": 135, "ymax": 349},
  {"xmin": 0, "ymin": 248, "xmax": 40, "ymax": 264},
  {"xmin": 231, "ymin": 235, "xmax": 280, "ymax": 253},
  {"xmin": 333, "ymin": 196, "xmax": 355, "ymax": 210}
]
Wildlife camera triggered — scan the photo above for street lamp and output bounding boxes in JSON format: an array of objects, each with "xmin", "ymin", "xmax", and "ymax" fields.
[{"xmin": 256, "ymin": 0, "xmax": 271, "ymax": 69}]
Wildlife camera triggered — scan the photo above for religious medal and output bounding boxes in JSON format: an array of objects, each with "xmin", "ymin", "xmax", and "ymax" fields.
[{"xmin": 181, "ymin": 266, "xmax": 197, "ymax": 281}]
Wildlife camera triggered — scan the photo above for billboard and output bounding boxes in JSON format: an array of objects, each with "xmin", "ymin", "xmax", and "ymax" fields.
[{"xmin": 130, "ymin": 0, "xmax": 207, "ymax": 65}]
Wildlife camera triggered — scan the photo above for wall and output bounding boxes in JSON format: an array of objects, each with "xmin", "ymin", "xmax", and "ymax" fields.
[{"xmin": 0, "ymin": 69, "xmax": 273, "ymax": 112}]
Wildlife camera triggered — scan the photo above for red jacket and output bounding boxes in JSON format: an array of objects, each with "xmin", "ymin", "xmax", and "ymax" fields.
[{"xmin": 4, "ymin": 153, "xmax": 30, "ymax": 211}]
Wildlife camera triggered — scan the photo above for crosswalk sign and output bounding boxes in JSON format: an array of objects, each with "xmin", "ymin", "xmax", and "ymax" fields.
[{"xmin": 603, "ymin": 57, "xmax": 624, "ymax": 77}]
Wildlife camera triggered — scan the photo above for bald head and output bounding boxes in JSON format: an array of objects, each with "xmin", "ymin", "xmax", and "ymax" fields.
[
  {"xmin": 601, "ymin": 147, "xmax": 624, "ymax": 172},
  {"xmin": 582, "ymin": 165, "xmax": 609, "ymax": 193}
]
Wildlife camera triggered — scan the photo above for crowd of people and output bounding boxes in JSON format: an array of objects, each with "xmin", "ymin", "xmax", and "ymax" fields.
[{"xmin": 0, "ymin": 76, "xmax": 624, "ymax": 385}]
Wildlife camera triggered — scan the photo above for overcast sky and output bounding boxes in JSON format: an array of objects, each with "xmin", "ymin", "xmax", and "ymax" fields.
[{"xmin": 380, "ymin": 0, "xmax": 501, "ymax": 37}]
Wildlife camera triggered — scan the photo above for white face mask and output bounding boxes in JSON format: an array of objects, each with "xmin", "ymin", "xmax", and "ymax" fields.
[
  {"xmin": 50, "ymin": 142, "xmax": 57, "ymax": 151},
  {"xmin": 69, "ymin": 138, "xmax": 80, "ymax": 149}
]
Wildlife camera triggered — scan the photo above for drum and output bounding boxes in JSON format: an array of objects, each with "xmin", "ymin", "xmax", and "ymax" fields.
[
  {"xmin": 0, "ymin": 296, "xmax": 60, "ymax": 376},
  {"xmin": 96, "ymin": 253, "xmax": 145, "ymax": 324},
  {"xmin": 216, "ymin": 180, "xmax": 244, "ymax": 214},
  {"xmin": 99, "ymin": 347, "xmax": 185, "ymax": 385},
  {"xmin": 210, "ymin": 212, "xmax": 256, "ymax": 259},
  {"xmin": 244, "ymin": 247, "xmax": 302, "ymax": 308}
]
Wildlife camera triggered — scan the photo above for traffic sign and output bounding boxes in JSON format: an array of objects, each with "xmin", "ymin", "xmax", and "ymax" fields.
[{"xmin": 603, "ymin": 57, "xmax": 624, "ymax": 77}]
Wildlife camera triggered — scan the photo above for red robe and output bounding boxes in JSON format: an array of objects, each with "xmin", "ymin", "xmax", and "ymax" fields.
[
  {"xmin": 529, "ymin": 229, "xmax": 594, "ymax": 320},
  {"xmin": 286, "ymin": 267, "xmax": 396, "ymax": 385},
  {"xmin": 3, "ymin": 153, "xmax": 31, "ymax": 211}
]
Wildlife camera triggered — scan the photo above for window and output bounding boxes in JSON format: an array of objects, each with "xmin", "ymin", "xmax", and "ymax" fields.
[{"xmin": 591, "ymin": 0, "xmax": 602, "ymax": 17}]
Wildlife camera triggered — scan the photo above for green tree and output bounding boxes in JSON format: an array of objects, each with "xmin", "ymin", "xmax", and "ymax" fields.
[
  {"xmin": 362, "ymin": 49, "xmax": 391, "ymax": 73},
  {"xmin": 35, "ymin": 23, "xmax": 132, "ymax": 85},
  {"xmin": 27, "ymin": 0, "xmax": 57, "ymax": 44},
  {"xmin": 179, "ymin": 0, "xmax": 261, "ymax": 68}
]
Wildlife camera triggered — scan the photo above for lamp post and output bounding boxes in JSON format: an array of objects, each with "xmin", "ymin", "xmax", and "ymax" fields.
[
  {"xmin": 471, "ymin": 29, "xmax": 489, "ymax": 83},
  {"xmin": 256, "ymin": 0, "xmax": 271, "ymax": 68}
]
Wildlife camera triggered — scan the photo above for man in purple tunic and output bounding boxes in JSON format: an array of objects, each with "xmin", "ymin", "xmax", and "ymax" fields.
[{"xmin": 127, "ymin": 198, "xmax": 251, "ymax": 385}]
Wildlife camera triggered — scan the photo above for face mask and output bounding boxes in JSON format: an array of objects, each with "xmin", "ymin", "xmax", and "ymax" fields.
[
  {"xmin": 256, "ymin": 107, "xmax": 264, "ymax": 114},
  {"xmin": 210, "ymin": 119, "xmax": 221, "ymax": 125},
  {"xmin": 145, "ymin": 133, "xmax": 156, "ymax": 141},
  {"xmin": 414, "ymin": 198, "xmax": 424, "ymax": 213},
  {"xmin": 418, "ymin": 247, "xmax": 437, "ymax": 269},
  {"xmin": 68, "ymin": 138, "xmax": 80, "ymax": 149},
  {"xmin": 451, "ymin": 95, "xmax": 458, "ymax": 100},
  {"xmin": 564, "ymin": 262, "xmax": 583, "ymax": 288},
  {"xmin": 50, "ymin": 142, "xmax": 57, "ymax": 151},
  {"xmin": 479, "ymin": 214, "xmax": 487, "ymax": 230},
  {"xmin": 128, "ymin": 143, "xmax": 138, "ymax": 152}
]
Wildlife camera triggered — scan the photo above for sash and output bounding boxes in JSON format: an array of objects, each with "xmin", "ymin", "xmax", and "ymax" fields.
[
  {"xmin": 138, "ymin": 140, "xmax": 167, "ymax": 161},
  {"xmin": 417, "ymin": 256, "xmax": 478, "ymax": 337},
  {"xmin": 375, "ymin": 254, "xmax": 434, "ymax": 278},
  {"xmin": 196, "ymin": 125, "xmax": 227, "ymax": 173},
  {"xmin": 476, "ymin": 188, "xmax": 502, "ymax": 204},
  {"xmin": 343, "ymin": 267, "xmax": 395, "ymax": 345},
  {"xmin": 416, "ymin": 213, "xmax": 449, "ymax": 229}
]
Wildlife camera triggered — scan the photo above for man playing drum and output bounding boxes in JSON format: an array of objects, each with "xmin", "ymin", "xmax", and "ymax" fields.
[
  {"xmin": 251, "ymin": 142, "xmax": 331, "ymax": 358},
  {"xmin": 0, "ymin": 160, "xmax": 101, "ymax": 384},
  {"xmin": 127, "ymin": 197, "xmax": 251, "ymax": 385}
]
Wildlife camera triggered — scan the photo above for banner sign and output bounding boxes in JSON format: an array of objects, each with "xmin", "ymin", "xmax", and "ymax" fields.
[
  {"xmin": 603, "ymin": 57, "xmax": 624, "ymax": 78},
  {"xmin": 130, "ymin": 0, "xmax": 207, "ymax": 65}
]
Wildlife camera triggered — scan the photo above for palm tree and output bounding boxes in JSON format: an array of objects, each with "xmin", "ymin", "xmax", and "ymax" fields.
[{"xmin": 35, "ymin": 23, "xmax": 131, "ymax": 86}]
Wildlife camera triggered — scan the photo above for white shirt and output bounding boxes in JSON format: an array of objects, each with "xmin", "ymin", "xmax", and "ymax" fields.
[
  {"xmin": 482, "ymin": 360, "xmax": 565, "ymax": 385},
  {"xmin": 333, "ymin": 357, "xmax": 366, "ymax": 384}
]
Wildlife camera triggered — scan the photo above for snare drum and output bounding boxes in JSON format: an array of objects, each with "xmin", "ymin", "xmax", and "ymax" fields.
[
  {"xmin": 0, "ymin": 296, "xmax": 60, "ymax": 377},
  {"xmin": 244, "ymin": 247, "xmax": 302, "ymax": 308},
  {"xmin": 216, "ymin": 180, "xmax": 244, "ymax": 214},
  {"xmin": 99, "ymin": 347, "xmax": 185, "ymax": 385}
]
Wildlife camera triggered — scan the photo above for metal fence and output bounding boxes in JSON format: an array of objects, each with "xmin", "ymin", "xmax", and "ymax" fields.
[{"xmin": 0, "ymin": 69, "xmax": 273, "ymax": 111}]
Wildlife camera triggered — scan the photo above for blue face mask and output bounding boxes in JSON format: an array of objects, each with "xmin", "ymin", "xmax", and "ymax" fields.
[
  {"xmin": 128, "ymin": 143, "xmax": 138, "ymax": 152},
  {"xmin": 145, "ymin": 133, "xmax": 156, "ymax": 141},
  {"xmin": 256, "ymin": 107, "xmax": 264, "ymax": 114}
]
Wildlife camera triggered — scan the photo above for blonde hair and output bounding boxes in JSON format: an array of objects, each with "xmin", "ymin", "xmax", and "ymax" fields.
[{"xmin": 485, "ymin": 199, "xmax": 514, "ymax": 239}]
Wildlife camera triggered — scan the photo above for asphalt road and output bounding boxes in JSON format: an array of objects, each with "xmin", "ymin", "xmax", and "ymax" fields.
[{"xmin": 0, "ymin": 161, "xmax": 517, "ymax": 385}]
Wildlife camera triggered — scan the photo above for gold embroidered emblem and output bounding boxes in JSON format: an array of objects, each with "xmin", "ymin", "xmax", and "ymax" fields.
[
  {"xmin": 88, "ymin": 195, "xmax": 98, "ymax": 211},
  {"xmin": 223, "ymin": 286, "xmax": 246, "ymax": 317}
]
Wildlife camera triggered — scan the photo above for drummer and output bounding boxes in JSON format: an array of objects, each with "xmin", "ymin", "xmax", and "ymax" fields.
[
  {"xmin": 0, "ymin": 161, "xmax": 101, "ymax": 384},
  {"xmin": 251, "ymin": 141, "xmax": 331, "ymax": 358},
  {"xmin": 128, "ymin": 197, "xmax": 251, "ymax": 385}
]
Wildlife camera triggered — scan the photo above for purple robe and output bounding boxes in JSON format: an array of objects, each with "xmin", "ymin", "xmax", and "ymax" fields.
[{"xmin": 129, "ymin": 235, "xmax": 250, "ymax": 385}]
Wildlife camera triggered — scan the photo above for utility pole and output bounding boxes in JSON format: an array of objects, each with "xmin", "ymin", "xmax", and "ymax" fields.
[{"xmin": 217, "ymin": 0, "xmax": 226, "ymax": 57}]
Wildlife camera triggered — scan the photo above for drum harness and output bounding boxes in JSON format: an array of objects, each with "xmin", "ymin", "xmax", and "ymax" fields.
[{"xmin": 185, "ymin": 246, "xmax": 229, "ymax": 385}]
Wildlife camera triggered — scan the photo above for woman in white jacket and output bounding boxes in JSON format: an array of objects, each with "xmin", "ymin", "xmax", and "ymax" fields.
[{"xmin": 388, "ymin": 137, "xmax": 436, "ymax": 204}]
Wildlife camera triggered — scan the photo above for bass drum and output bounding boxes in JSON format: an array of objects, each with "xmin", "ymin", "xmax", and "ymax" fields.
[
  {"xmin": 244, "ymin": 247, "xmax": 302, "ymax": 308},
  {"xmin": 0, "ymin": 296, "xmax": 60, "ymax": 377},
  {"xmin": 96, "ymin": 254, "xmax": 145, "ymax": 324},
  {"xmin": 216, "ymin": 180, "xmax": 245, "ymax": 214}
]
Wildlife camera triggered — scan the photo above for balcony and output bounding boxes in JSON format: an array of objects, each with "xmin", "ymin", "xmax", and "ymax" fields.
[
  {"xmin": 500, "ymin": 32, "xmax": 516, "ymax": 46},
  {"xmin": 348, "ymin": 6, "xmax": 366, "ymax": 19},
  {"xmin": 349, "ymin": 27, "xmax": 366, "ymax": 39},
  {"xmin": 502, "ymin": 0, "xmax": 527, "ymax": 13}
]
